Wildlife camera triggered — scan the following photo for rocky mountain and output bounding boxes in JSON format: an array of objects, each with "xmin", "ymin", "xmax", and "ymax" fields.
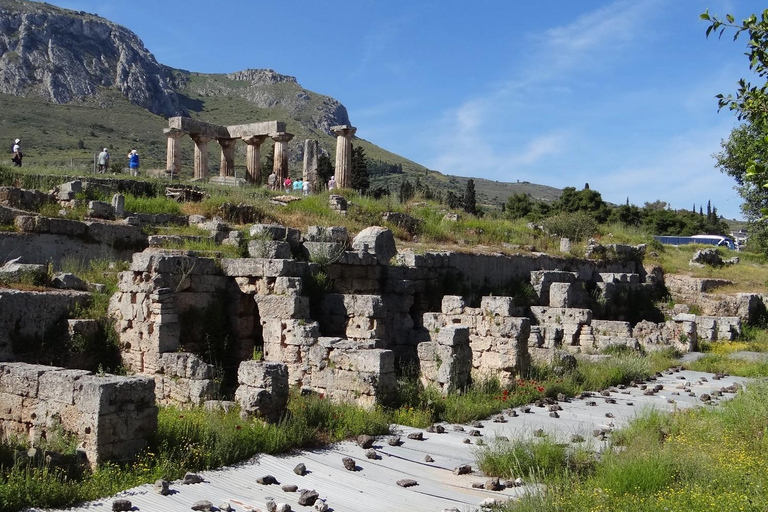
[
  {"xmin": 0, "ymin": 0, "xmax": 557, "ymax": 209},
  {"xmin": 0, "ymin": 0, "xmax": 183, "ymax": 116},
  {"xmin": 0, "ymin": 1, "xmax": 350, "ymax": 133}
]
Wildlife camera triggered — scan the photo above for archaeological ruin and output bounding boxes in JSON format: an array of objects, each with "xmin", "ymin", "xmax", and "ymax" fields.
[{"xmin": 0, "ymin": 121, "xmax": 763, "ymax": 467}]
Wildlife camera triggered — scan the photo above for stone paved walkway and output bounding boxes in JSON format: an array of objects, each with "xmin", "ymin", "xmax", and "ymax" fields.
[{"xmin": 41, "ymin": 370, "xmax": 749, "ymax": 512}]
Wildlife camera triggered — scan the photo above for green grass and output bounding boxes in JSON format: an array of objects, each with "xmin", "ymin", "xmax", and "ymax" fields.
[
  {"xmin": 123, "ymin": 194, "xmax": 183, "ymax": 215},
  {"xmin": 0, "ymin": 393, "xmax": 391, "ymax": 512},
  {"xmin": 500, "ymin": 382, "xmax": 768, "ymax": 512}
]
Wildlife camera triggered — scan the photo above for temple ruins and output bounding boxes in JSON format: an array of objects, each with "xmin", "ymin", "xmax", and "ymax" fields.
[{"xmin": 164, "ymin": 117, "xmax": 357, "ymax": 188}]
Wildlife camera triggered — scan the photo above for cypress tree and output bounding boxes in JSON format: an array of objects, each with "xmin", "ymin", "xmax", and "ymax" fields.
[{"xmin": 464, "ymin": 179, "xmax": 477, "ymax": 215}]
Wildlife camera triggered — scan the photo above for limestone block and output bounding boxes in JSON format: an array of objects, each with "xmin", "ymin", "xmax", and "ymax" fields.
[
  {"xmin": 591, "ymin": 320, "xmax": 632, "ymax": 338},
  {"xmin": 14, "ymin": 215, "xmax": 42, "ymax": 232},
  {"xmin": 435, "ymin": 326, "xmax": 470, "ymax": 347},
  {"xmin": 85, "ymin": 222, "xmax": 145, "ymax": 248},
  {"xmin": 254, "ymin": 295, "xmax": 310, "ymax": 319},
  {"xmin": 51, "ymin": 272, "xmax": 88, "ymax": 291},
  {"xmin": 248, "ymin": 240, "xmax": 292, "ymax": 259},
  {"xmin": 306, "ymin": 225, "xmax": 349, "ymax": 243},
  {"xmin": 274, "ymin": 277, "xmax": 303, "ymax": 295},
  {"xmin": 59, "ymin": 180, "xmax": 82, "ymax": 195},
  {"xmin": 48, "ymin": 218, "xmax": 87, "ymax": 236},
  {"xmin": 480, "ymin": 296, "xmax": 515, "ymax": 317},
  {"xmin": 344, "ymin": 294, "xmax": 385, "ymax": 318},
  {"xmin": 0, "ymin": 363, "xmax": 48, "ymax": 397},
  {"xmin": 530, "ymin": 307, "xmax": 592, "ymax": 326},
  {"xmin": 477, "ymin": 316, "xmax": 530, "ymax": 339},
  {"xmin": 352, "ymin": 226, "xmax": 397, "ymax": 264},
  {"xmin": 479, "ymin": 351, "xmax": 517, "ymax": 371},
  {"xmin": 282, "ymin": 320, "xmax": 320, "ymax": 346},
  {"xmin": 220, "ymin": 258, "xmax": 265, "ymax": 277},
  {"xmin": 235, "ymin": 361, "xmax": 289, "ymax": 422},
  {"xmin": 441, "ymin": 295, "xmax": 466, "ymax": 315},
  {"xmin": 37, "ymin": 369, "xmax": 90, "ymax": 405},
  {"xmin": 470, "ymin": 335, "xmax": 493, "ymax": 353},
  {"xmin": 346, "ymin": 316, "xmax": 386, "ymax": 339},
  {"xmin": 329, "ymin": 349, "xmax": 394, "ymax": 374},
  {"xmin": 87, "ymin": 201, "xmax": 114, "ymax": 220},
  {"xmin": 596, "ymin": 336, "xmax": 639, "ymax": 349},
  {"xmin": 421, "ymin": 313, "xmax": 443, "ymax": 332},
  {"xmin": 250, "ymin": 224, "xmax": 287, "ymax": 240},
  {"xmin": 263, "ymin": 259, "xmax": 307, "ymax": 277}
]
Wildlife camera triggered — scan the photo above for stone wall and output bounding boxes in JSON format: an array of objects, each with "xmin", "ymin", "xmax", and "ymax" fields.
[
  {"xmin": 0, "ymin": 288, "xmax": 90, "ymax": 362},
  {"xmin": 422, "ymin": 296, "xmax": 530, "ymax": 385},
  {"xmin": 0, "ymin": 362, "xmax": 157, "ymax": 467},
  {"xmin": 0, "ymin": 215, "xmax": 146, "ymax": 266}
]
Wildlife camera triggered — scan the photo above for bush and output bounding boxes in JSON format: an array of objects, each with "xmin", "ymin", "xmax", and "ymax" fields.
[{"xmin": 541, "ymin": 212, "xmax": 598, "ymax": 242}]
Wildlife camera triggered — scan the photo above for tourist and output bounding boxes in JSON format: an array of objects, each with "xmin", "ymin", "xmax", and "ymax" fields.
[
  {"xmin": 267, "ymin": 171, "xmax": 277, "ymax": 190},
  {"xmin": 128, "ymin": 149, "xmax": 140, "ymax": 176},
  {"xmin": 97, "ymin": 147, "xmax": 110, "ymax": 173},
  {"xmin": 283, "ymin": 176, "xmax": 292, "ymax": 194},
  {"xmin": 328, "ymin": 176, "xmax": 336, "ymax": 190},
  {"xmin": 293, "ymin": 178, "xmax": 303, "ymax": 194},
  {"xmin": 11, "ymin": 139, "xmax": 22, "ymax": 167},
  {"xmin": 302, "ymin": 179, "xmax": 310, "ymax": 196}
]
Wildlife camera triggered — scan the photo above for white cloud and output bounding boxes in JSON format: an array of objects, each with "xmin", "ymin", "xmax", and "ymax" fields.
[{"xmin": 426, "ymin": 0, "xmax": 661, "ymax": 179}]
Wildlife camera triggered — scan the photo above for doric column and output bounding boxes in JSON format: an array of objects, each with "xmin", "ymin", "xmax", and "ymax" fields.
[
  {"xmin": 303, "ymin": 139, "xmax": 319, "ymax": 191},
  {"xmin": 271, "ymin": 132, "xmax": 294, "ymax": 183},
  {"xmin": 243, "ymin": 135, "xmax": 269, "ymax": 184},
  {"xmin": 190, "ymin": 134, "xmax": 212, "ymax": 180},
  {"xmin": 217, "ymin": 138, "xmax": 236, "ymax": 177},
  {"xmin": 332, "ymin": 125, "xmax": 356, "ymax": 189},
  {"xmin": 164, "ymin": 128, "xmax": 185, "ymax": 178}
]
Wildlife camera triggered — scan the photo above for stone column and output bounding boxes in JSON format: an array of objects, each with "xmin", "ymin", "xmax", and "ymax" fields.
[
  {"xmin": 332, "ymin": 125, "xmax": 356, "ymax": 189},
  {"xmin": 217, "ymin": 138, "xmax": 236, "ymax": 177},
  {"xmin": 243, "ymin": 135, "xmax": 269, "ymax": 184},
  {"xmin": 190, "ymin": 134, "xmax": 211, "ymax": 180},
  {"xmin": 303, "ymin": 139, "xmax": 319, "ymax": 191},
  {"xmin": 271, "ymin": 132, "xmax": 294, "ymax": 184},
  {"xmin": 164, "ymin": 128, "xmax": 185, "ymax": 178}
]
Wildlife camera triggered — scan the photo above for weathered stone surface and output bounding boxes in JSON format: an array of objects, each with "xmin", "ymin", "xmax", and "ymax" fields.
[
  {"xmin": 51, "ymin": 272, "xmax": 88, "ymax": 291},
  {"xmin": 306, "ymin": 225, "xmax": 349, "ymax": 243},
  {"xmin": 87, "ymin": 200, "xmax": 115, "ymax": 219},
  {"xmin": 248, "ymin": 240, "xmax": 292, "ymax": 259},
  {"xmin": 0, "ymin": 364, "xmax": 156, "ymax": 467},
  {"xmin": 352, "ymin": 226, "xmax": 397, "ymax": 264},
  {"xmin": 235, "ymin": 361, "xmax": 289, "ymax": 423}
]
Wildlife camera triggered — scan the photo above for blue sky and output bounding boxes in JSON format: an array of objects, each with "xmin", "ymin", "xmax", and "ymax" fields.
[{"xmin": 56, "ymin": 0, "xmax": 767, "ymax": 219}]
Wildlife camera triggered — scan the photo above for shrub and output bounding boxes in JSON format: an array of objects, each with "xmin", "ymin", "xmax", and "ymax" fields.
[{"xmin": 541, "ymin": 212, "xmax": 598, "ymax": 242}]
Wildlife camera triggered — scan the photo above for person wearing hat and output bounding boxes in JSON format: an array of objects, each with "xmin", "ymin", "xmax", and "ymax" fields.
[
  {"xmin": 11, "ymin": 139, "xmax": 22, "ymax": 167},
  {"xmin": 97, "ymin": 147, "xmax": 110, "ymax": 173},
  {"xmin": 127, "ymin": 149, "xmax": 140, "ymax": 176}
]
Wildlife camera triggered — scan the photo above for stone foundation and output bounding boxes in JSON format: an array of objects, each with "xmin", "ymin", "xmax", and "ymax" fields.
[{"xmin": 0, "ymin": 362, "xmax": 157, "ymax": 467}]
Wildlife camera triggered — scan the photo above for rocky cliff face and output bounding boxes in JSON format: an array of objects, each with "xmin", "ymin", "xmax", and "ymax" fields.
[{"xmin": 0, "ymin": 1, "xmax": 184, "ymax": 116}]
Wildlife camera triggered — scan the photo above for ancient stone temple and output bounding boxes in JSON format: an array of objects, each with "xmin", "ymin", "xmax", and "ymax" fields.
[{"xmin": 164, "ymin": 117, "xmax": 293, "ymax": 183}]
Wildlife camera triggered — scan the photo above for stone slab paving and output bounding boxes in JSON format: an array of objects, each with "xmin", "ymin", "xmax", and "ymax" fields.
[{"xmin": 40, "ymin": 370, "xmax": 749, "ymax": 512}]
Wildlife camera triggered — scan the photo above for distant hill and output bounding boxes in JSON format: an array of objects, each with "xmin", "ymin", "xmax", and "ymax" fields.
[{"xmin": 0, "ymin": 0, "xmax": 563, "ymax": 209}]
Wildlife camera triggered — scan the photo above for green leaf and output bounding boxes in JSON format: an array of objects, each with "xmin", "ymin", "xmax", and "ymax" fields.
[
  {"xmin": 700, "ymin": 11, "xmax": 711, "ymax": 21},
  {"xmin": 726, "ymin": 14, "xmax": 735, "ymax": 23}
]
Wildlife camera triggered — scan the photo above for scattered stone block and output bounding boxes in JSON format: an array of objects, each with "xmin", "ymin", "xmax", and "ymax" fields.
[{"xmin": 352, "ymin": 226, "xmax": 397, "ymax": 264}]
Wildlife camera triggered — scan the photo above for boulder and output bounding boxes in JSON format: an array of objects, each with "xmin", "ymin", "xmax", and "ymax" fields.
[{"xmin": 352, "ymin": 226, "xmax": 397, "ymax": 264}]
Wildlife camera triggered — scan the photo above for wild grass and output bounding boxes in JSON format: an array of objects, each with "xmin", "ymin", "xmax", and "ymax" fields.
[
  {"xmin": 123, "ymin": 194, "xmax": 183, "ymax": 215},
  {"xmin": 0, "ymin": 393, "xmax": 391, "ymax": 512},
  {"xmin": 476, "ymin": 436, "xmax": 595, "ymax": 481},
  {"xmin": 500, "ymin": 382, "xmax": 768, "ymax": 512}
]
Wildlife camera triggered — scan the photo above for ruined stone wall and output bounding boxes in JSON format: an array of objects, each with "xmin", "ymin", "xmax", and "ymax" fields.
[
  {"xmin": 108, "ymin": 251, "xmax": 399, "ymax": 408},
  {"xmin": 0, "ymin": 288, "xmax": 90, "ymax": 362},
  {"xmin": 422, "ymin": 296, "xmax": 530, "ymax": 385},
  {"xmin": 0, "ymin": 215, "xmax": 146, "ymax": 266},
  {"xmin": 0, "ymin": 363, "xmax": 157, "ymax": 467}
]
